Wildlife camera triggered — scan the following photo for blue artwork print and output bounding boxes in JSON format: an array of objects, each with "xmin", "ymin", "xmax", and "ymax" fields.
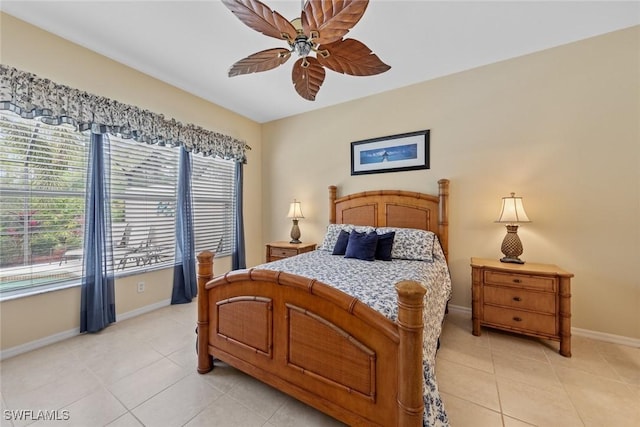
[{"xmin": 360, "ymin": 143, "xmax": 418, "ymax": 164}]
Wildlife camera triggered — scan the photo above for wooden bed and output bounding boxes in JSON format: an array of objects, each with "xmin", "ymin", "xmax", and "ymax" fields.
[{"xmin": 196, "ymin": 179, "xmax": 449, "ymax": 426}]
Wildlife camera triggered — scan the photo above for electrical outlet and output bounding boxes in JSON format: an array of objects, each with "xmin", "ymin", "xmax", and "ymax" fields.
[{"xmin": 137, "ymin": 281, "xmax": 145, "ymax": 293}]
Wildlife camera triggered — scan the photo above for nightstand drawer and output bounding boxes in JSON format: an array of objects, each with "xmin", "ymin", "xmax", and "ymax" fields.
[
  {"xmin": 484, "ymin": 271, "xmax": 556, "ymax": 292},
  {"xmin": 483, "ymin": 305, "xmax": 557, "ymax": 336},
  {"xmin": 269, "ymin": 247, "xmax": 298, "ymax": 258},
  {"xmin": 266, "ymin": 242, "xmax": 316, "ymax": 262},
  {"xmin": 484, "ymin": 286, "xmax": 556, "ymax": 314}
]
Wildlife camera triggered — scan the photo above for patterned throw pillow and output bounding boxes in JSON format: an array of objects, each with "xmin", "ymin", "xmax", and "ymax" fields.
[
  {"xmin": 318, "ymin": 224, "xmax": 376, "ymax": 251},
  {"xmin": 375, "ymin": 227, "xmax": 436, "ymax": 261}
]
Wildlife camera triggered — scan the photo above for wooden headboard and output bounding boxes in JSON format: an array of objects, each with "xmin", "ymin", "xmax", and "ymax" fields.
[{"xmin": 328, "ymin": 179, "xmax": 449, "ymax": 260}]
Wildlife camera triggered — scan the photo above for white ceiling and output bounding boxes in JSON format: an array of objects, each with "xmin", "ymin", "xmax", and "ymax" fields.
[{"xmin": 3, "ymin": 1, "xmax": 639, "ymax": 123}]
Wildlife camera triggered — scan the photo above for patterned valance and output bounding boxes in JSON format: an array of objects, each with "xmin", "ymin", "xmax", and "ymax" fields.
[{"xmin": 0, "ymin": 65, "xmax": 250, "ymax": 163}]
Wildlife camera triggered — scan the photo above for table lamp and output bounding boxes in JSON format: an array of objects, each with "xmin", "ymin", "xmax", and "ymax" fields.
[
  {"xmin": 495, "ymin": 192, "xmax": 531, "ymax": 264},
  {"xmin": 287, "ymin": 199, "xmax": 304, "ymax": 243}
]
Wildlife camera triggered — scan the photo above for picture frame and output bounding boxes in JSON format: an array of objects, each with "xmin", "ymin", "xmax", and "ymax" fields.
[{"xmin": 350, "ymin": 130, "xmax": 430, "ymax": 175}]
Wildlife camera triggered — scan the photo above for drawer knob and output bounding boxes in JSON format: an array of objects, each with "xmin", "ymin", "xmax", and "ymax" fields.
[
  {"xmin": 513, "ymin": 278, "xmax": 522, "ymax": 283},
  {"xmin": 513, "ymin": 296, "xmax": 522, "ymax": 302},
  {"xmin": 513, "ymin": 316, "xmax": 522, "ymax": 322}
]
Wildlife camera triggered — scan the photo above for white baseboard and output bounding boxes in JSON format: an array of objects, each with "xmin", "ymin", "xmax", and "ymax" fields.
[
  {"xmin": 0, "ymin": 327, "xmax": 81, "ymax": 361},
  {"xmin": 116, "ymin": 298, "xmax": 171, "ymax": 322},
  {"xmin": 0, "ymin": 299, "xmax": 172, "ymax": 361},
  {"xmin": 571, "ymin": 327, "xmax": 640, "ymax": 348},
  {"xmin": 447, "ymin": 304, "xmax": 471, "ymax": 315},
  {"xmin": 446, "ymin": 304, "xmax": 640, "ymax": 348}
]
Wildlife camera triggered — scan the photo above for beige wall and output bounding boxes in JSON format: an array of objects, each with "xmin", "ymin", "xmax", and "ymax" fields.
[
  {"xmin": 1, "ymin": 13, "xmax": 638, "ymax": 351},
  {"xmin": 0, "ymin": 14, "xmax": 263, "ymax": 351},
  {"xmin": 262, "ymin": 26, "xmax": 640, "ymax": 339}
]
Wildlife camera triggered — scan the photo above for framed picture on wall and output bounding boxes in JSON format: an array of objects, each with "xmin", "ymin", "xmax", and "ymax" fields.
[{"xmin": 350, "ymin": 130, "xmax": 430, "ymax": 175}]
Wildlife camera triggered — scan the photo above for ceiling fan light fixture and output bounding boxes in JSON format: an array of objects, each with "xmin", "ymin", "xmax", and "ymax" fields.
[{"xmin": 293, "ymin": 36, "xmax": 312, "ymax": 57}]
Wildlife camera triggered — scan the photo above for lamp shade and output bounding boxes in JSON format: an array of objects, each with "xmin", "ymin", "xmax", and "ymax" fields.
[
  {"xmin": 287, "ymin": 200, "xmax": 304, "ymax": 219},
  {"xmin": 495, "ymin": 193, "xmax": 531, "ymax": 224}
]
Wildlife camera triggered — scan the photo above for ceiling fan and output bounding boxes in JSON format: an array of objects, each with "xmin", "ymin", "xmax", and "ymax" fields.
[{"xmin": 221, "ymin": 0, "xmax": 391, "ymax": 101}]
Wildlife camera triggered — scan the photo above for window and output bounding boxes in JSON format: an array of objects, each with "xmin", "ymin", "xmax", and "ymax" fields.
[
  {"xmin": 0, "ymin": 111, "xmax": 237, "ymax": 296},
  {"xmin": 191, "ymin": 154, "xmax": 236, "ymax": 256},
  {"xmin": 0, "ymin": 112, "xmax": 88, "ymax": 294},
  {"xmin": 109, "ymin": 138, "xmax": 236, "ymax": 273},
  {"xmin": 109, "ymin": 137, "xmax": 179, "ymax": 272}
]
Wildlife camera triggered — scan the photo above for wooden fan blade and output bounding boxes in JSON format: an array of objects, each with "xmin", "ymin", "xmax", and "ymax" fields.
[
  {"xmin": 317, "ymin": 38, "xmax": 390, "ymax": 76},
  {"xmin": 229, "ymin": 48, "xmax": 292, "ymax": 77},
  {"xmin": 302, "ymin": 0, "xmax": 369, "ymax": 46},
  {"xmin": 222, "ymin": 0, "xmax": 298, "ymax": 43},
  {"xmin": 292, "ymin": 57, "xmax": 326, "ymax": 101}
]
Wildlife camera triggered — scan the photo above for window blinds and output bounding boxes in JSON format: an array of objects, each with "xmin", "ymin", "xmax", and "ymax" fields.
[
  {"xmin": 0, "ymin": 110, "xmax": 237, "ymax": 296},
  {"xmin": 0, "ymin": 112, "xmax": 88, "ymax": 293}
]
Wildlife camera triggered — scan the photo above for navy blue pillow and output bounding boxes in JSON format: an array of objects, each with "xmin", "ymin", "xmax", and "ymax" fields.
[
  {"xmin": 344, "ymin": 231, "xmax": 379, "ymax": 261},
  {"xmin": 375, "ymin": 231, "xmax": 396, "ymax": 261},
  {"xmin": 332, "ymin": 230, "xmax": 350, "ymax": 255}
]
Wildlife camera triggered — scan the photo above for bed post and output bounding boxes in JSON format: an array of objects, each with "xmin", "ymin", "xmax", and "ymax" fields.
[
  {"xmin": 437, "ymin": 179, "xmax": 450, "ymax": 261},
  {"xmin": 395, "ymin": 280, "xmax": 427, "ymax": 426},
  {"xmin": 197, "ymin": 250, "xmax": 214, "ymax": 374},
  {"xmin": 328, "ymin": 185, "xmax": 337, "ymax": 224}
]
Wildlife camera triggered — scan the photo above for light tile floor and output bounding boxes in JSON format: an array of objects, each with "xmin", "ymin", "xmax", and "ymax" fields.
[{"xmin": 1, "ymin": 304, "xmax": 638, "ymax": 426}]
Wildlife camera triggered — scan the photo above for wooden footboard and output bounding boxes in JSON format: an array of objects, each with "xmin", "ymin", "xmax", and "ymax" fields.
[{"xmin": 196, "ymin": 251, "xmax": 426, "ymax": 427}]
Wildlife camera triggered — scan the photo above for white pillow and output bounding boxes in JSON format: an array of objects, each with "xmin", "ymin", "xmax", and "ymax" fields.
[
  {"xmin": 318, "ymin": 223, "xmax": 375, "ymax": 251},
  {"xmin": 375, "ymin": 227, "xmax": 436, "ymax": 261}
]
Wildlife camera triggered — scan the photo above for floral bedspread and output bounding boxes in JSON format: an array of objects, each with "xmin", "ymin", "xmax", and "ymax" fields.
[{"xmin": 257, "ymin": 241, "xmax": 451, "ymax": 426}]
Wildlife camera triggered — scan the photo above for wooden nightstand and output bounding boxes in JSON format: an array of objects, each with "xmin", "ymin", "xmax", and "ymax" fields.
[
  {"xmin": 470, "ymin": 257, "xmax": 574, "ymax": 357},
  {"xmin": 266, "ymin": 241, "xmax": 316, "ymax": 262}
]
